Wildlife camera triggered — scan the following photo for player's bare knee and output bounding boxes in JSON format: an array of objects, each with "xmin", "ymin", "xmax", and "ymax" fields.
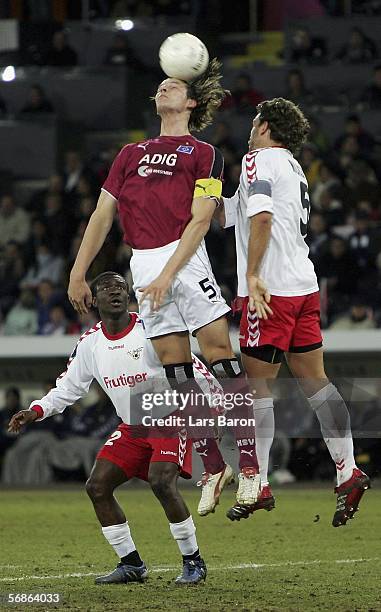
[
  {"xmin": 148, "ymin": 466, "xmax": 178, "ymax": 500},
  {"xmin": 85, "ymin": 477, "xmax": 109, "ymax": 502}
]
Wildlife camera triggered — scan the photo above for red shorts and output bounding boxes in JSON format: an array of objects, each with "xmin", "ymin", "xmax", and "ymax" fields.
[
  {"xmin": 97, "ymin": 424, "xmax": 192, "ymax": 480},
  {"xmin": 239, "ymin": 292, "xmax": 322, "ymax": 353}
]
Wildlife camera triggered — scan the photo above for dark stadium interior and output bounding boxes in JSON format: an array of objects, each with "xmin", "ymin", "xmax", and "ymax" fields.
[{"xmin": 0, "ymin": 0, "xmax": 380, "ymax": 484}]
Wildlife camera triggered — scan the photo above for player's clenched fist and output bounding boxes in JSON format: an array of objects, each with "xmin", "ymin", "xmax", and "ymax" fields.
[
  {"xmin": 8, "ymin": 410, "xmax": 38, "ymax": 433},
  {"xmin": 247, "ymin": 275, "xmax": 273, "ymax": 320},
  {"xmin": 68, "ymin": 276, "xmax": 93, "ymax": 314}
]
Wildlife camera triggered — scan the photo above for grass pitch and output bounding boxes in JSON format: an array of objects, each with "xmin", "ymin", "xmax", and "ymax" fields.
[{"xmin": 0, "ymin": 484, "xmax": 380, "ymax": 611}]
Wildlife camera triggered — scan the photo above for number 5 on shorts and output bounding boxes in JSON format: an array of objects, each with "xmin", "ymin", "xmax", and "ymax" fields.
[{"xmin": 199, "ymin": 277, "xmax": 217, "ymax": 301}]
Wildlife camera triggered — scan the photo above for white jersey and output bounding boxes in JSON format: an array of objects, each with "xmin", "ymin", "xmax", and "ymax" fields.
[
  {"xmin": 30, "ymin": 312, "xmax": 222, "ymax": 425},
  {"xmin": 223, "ymin": 147, "xmax": 319, "ymax": 297}
]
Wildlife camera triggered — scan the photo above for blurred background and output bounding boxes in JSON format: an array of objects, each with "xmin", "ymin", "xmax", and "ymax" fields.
[{"xmin": 0, "ymin": 0, "xmax": 380, "ymax": 486}]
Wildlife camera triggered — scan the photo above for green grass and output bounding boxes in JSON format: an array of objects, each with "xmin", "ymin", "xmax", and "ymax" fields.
[{"xmin": 0, "ymin": 485, "xmax": 380, "ymax": 611}]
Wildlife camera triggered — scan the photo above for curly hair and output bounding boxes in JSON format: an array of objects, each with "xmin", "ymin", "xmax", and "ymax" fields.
[
  {"xmin": 256, "ymin": 98, "xmax": 310, "ymax": 155},
  {"xmin": 186, "ymin": 58, "xmax": 229, "ymax": 132}
]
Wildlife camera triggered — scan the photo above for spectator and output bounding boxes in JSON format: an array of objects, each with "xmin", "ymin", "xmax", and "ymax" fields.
[
  {"xmin": 318, "ymin": 186, "xmax": 345, "ymax": 227},
  {"xmin": 0, "ymin": 194, "xmax": 30, "ymax": 248},
  {"xmin": 40, "ymin": 305, "xmax": 68, "ymax": 335},
  {"xmin": 222, "ymin": 74, "xmax": 264, "ymax": 112},
  {"xmin": 24, "ymin": 219, "xmax": 49, "ymax": 264},
  {"xmin": 40, "ymin": 193, "xmax": 73, "ymax": 253},
  {"xmin": 0, "ymin": 241, "xmax": 25, "ymax": 317},
  {"xmin": 341, "ymin": 160, "xmax": 379, "ymax": 209},
  {"xmin": 312, "ymin": 162, "xmax": 341, "ymax": 209},
  {"xmin": 336, "ymin": 27, "xmax": 378, "ymax": 64},
  {"xmin": 306, "ymin": 116, "xmax": 330, "ymax": 155},
  {"xmin": 284, "ymin": 69, "xmax": 315, "ymax": 108},
  {"xmin": 335, "ymin": 115, "xmax": 374, "ymax": 157},
  {"xmin": 21, "ymin": 243, "xmax": 64, "ymax": 290},
  {"xmin": 33, "ymin": 279, "xmax": 63, "ymax": 334},
  {"xmin": 360, "ymin": 64, "xmax": 381, "ymax": 109},
  {"xmin": 20, "ymin": 84, "xmax": 54, "ymax": 115},
  {"xmin": 348, "ymin": 211, "xmax": 376, "ymax": 270},
  {"xmin": 63, "ymin": 150, "xmax": 95, "ymax": 199},
  {"xmin": 0, "ymin": 387, "xmax": 23, "ymax": 458},
  {"xmin": 45, "ymin": 30, "xmax": 78, "ymax": 67},
  {"xmin": 306, "ymin": 212, "xmax": 330, "ymax": 264},
  {"xmin": 330, "ymin": 299, "xmax": 376, "ymax": 330},
  {"xmin": 3, "ymin": 290, "xmax": 38, "ymax": 335},
  {"xmin": 299, "ymin": 144, "xmax": 322, "ymax": 189},
  {"xmin": 27, "ymin": 174, "xmax": 64, "ymax": 216},
  {"xmin": 316, "ymin": 237, "xmax": 359, "ymax": 317},
  {"xmin": 289, "ymin": 27, "xmax": 327, "ymax": 64}
]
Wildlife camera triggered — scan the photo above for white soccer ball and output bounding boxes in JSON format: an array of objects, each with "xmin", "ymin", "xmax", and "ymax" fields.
[{"xmin": 159, "ymin": 33, "xmax": 209, "ymax": 82}]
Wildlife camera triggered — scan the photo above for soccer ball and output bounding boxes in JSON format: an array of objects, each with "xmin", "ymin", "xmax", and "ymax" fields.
[{"xmin": 159, "ymin": 33, "xmax": 209, "ymax": 82}]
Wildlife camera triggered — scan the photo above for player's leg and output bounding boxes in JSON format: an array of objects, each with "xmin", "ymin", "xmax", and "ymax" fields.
[
  {"xmin": 88, "ymin": 426, "xmax": 150, "ymax": 584},
  {"xmin": 148, "ymin": 435, "xmax": 206, "ymax": 585},
  {"xmin": 224, "ymin": 295, "xmax": 295, "ymax": 520},
  {"xmin": 197, "ymin": 316, "xmax": 260, "ymax": 474},
  {"xmin": 286, "ymin": 347, "xmax": 370, "ymax": 526},
  {"xmin": 225, "ymin": 349, "xmax": 280, "ymax": 521},
  {"xmin": 86, "ymin": 458, "xmax": 147, "ymax": 584},
  {"xmin": 151, "ymin": 331, "xmax": 231, "ymax": 517}
]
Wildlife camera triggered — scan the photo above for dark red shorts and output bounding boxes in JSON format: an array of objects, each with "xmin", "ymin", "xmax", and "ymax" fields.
[
  {"xmin": 97, "ymin": 424, "xmax": 192, "ymax": 480},
  {"xmin": 239, "ymin": 291, "xmax": 322, "ymax": 353}
]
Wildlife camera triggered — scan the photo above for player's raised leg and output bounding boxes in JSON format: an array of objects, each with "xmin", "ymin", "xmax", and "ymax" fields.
[
  {"xmin": 85, "ymin": 459, "xmax": 148, "ymax": 584},
  {"xmin": 225, "ymin": 347, "xmax": 279, "ymax": 521},
  {"xmin": 197, "ymin": 317, "xmax": 261, "ymax": 508},
  {"xmin": 148, "ymin": 461, "xmax": 206, "ymax": 585},
  {"xmin": 151, "ymin": 331, "xmax": 234, "ymax": 517},
  {"xmin": 286, "ymin": 347, "xmax": 370, "ymax": 527}
]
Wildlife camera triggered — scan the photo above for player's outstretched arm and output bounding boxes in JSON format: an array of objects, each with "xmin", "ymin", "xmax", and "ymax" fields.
[
  {"xmin": 68, "ymin": 190, "xmax": 117, "ymax": 314},
  {"xmin": 8, "ymin": 410, "xmax": 38, "ymax": 433},
  {"xmin": 140, "ymin": 195, "xmax": 216, "ymax": 311}
]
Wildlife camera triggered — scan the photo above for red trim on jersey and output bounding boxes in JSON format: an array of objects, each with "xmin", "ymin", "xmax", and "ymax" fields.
[
  {"xmin": 246, "ymin": 151, "xmax": 259, "ymax": 184},
  {"xmin": 101, "ymin": 312, "xmax": 138, "ymax": 340},
  {"xmin": 57, "ymin": 322, "xmax": 102, "ymax": 380},
  {"xmin": 31, "ymin": 405, "xmax": 44, "ymax": 418}
]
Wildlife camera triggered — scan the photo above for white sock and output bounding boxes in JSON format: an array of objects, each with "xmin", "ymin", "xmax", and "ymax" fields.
[
  {"xmin": 308, "ymin": 383, "xmax": 356, "ymax": 485},
  {"xmin": 253, "ymin": 397, "xmax": 275, "ymax": 487},
  {"xmin": 101, "ymin": 521, "xmax": 136, "ymax": 559},
  {"xmin": 169, "ymin": 515, "xmax": 198, "ymax": 556}
]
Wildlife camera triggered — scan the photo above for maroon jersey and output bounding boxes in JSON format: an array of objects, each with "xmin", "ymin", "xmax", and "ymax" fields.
[{"xmin": 102, "ymin": 135, "xmax": 223, "ymax": 249}]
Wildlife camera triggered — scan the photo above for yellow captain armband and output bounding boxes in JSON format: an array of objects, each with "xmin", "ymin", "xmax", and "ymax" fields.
[{"xmin": 193, "ymin": 177, "xmax": 222, "ymax": 199}]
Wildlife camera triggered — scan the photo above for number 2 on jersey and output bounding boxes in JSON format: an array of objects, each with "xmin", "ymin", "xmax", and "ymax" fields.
[{"xmin": 299, "ymin": 181, "xmax": 311, "ymax": 238}]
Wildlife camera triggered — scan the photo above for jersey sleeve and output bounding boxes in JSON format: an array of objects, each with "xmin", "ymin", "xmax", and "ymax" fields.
[
  {"xmin": 102, "ymin": 145, "xmax": 129, "ymax": 201},
  {"xmin": 196, "ymin": 144, "xmax": 224, "ymax": 180},
  {"xmin": 222, "ymin": 187, "xmax": 239, "ymax": 228},
  {"xmin": 245, "ymin": 149, "xmax": 276, "ymax": 218},
  {"xmin": 29, "ymin": 339, "xmax": 94, "ymax": 420}
]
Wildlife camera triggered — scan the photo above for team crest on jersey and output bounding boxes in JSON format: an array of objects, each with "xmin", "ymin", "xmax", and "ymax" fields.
[
  {"xmin": 176, "ymin": 145, "xmax": 194, "ymax": 154},
  {"xmin": 127, "ymin": 346, "xmax": 144, "ymax": 360}
]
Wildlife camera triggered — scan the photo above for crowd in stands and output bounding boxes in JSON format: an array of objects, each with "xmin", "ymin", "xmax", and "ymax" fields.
[
  {"xmin": 0, "ymin": 384, "xmax": 120, "ymax": 484},
  {"xmin": 1, "ymin": 65, "xmax": 381, "ymax": 331}
]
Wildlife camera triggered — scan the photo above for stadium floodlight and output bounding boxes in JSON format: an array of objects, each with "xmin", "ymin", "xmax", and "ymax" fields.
[
  {"xmin": 115, "ymin": 19, "xmax": 134, "ymax": 31},
  {"xmin": 1, "ymin": 65, "xmax": 16, "ymax": 81}
]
